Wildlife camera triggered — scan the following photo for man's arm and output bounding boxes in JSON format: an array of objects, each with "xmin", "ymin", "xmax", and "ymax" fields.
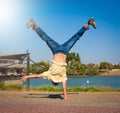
[
  {"xmin": 62, "ymin": 80, "xmax": 67, "ymax": 101},
  {"xmin": 21, "ymin": 74, "xmax": 44, "ymax": 82}
]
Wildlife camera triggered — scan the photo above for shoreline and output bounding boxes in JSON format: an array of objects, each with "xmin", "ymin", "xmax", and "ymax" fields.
[
  {"xmin": 99, "ymin": 69, "xmax": 120, "ymax": 75},
  {"xmin": 1, "ymin": 69, "xmax": 120, "ymax": 85}
]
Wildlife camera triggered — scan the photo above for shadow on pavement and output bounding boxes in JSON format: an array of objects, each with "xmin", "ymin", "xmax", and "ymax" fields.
[{"xmin": 23, "ymin": 92, "xmax": 78, "ymax": 100}]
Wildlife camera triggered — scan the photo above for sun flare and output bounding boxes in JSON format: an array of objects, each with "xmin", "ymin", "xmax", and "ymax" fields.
[
  {"xmin": 0, "ymin": 1, "xmax": 19, "ymax": 27},
  {"xmin": 0, "ymin": 2, "xmax": 13, "ymax": 19}
]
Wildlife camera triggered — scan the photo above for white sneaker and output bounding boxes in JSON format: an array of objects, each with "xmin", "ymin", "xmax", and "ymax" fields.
[{"xmin": 26, "ymin": 18, "xmax": 35, "ymax": 28}]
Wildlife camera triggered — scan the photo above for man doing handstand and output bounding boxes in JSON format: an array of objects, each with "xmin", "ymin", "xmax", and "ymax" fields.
[{"xmin": 21, "ymin": 17, "xmax": 96, "ymax": 100}]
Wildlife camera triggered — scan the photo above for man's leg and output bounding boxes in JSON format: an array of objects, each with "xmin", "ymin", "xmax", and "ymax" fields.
[
  {"xmin": 62, "ymin": 25, "xmax": 88, "ymax": 53},
  {"xmin": 26, "ymin": 19, "xmax": 60, "ymax": 54},
  {"xmin": 62, "ymin": 17, "xmax": 96, "ymax": 53}
]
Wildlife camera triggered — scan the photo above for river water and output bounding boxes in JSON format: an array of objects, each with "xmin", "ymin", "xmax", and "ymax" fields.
[{"xmin": 23, "ymin": 75, "xmax": 120, "ymax": 88}]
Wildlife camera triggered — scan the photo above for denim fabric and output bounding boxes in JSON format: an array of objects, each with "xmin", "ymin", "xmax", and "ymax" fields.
[{"xmin": 35, "ymin": 26, "xmax": 87, "ymax": 55}]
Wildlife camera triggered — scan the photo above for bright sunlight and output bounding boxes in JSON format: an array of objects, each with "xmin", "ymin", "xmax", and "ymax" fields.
[{"xmin": 0, "ymin": 0, "xmax": 22, "ymax": 27}]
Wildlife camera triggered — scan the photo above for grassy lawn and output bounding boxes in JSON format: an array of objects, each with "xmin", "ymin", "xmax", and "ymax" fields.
[
  {"xmin": 0, "ymin": 84, "xmax": 120, "ymax": 92},
  {"xmin": 0, "ymin": 80, "xmax": 120, "ymax": 92}
]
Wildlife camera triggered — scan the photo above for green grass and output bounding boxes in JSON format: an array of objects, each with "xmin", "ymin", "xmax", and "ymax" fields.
[
  {"xmin": 0, "ymin": 85, "xmax": 120, "ymax": 92},
  {"xmin": 31, "ymin": 86, "xmax": 63, "ymax": 92},
  {"xmin": 30, "ymin": 86, "xmax": 120, "ymax": 92},
  {"xmin": 0, "ymin": 84, "xmax": 23, "ymax": 91},
  {"xmin": 67, "ymin": 86, "xmax": 120, "ymax": 92},
  {"xmin": 0, "ymin": 79, "xmax": 120, "ymax": 92}
]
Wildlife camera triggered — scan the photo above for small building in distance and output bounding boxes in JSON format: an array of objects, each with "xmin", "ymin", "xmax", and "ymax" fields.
[{"xmin": 0, "ymin": 53, "xmax": 28, "ymax": 76}]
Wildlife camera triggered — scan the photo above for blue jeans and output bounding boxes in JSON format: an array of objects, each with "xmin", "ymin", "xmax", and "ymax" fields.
[{"xmin": 35, "ymin": 26, "xmax": 88, "ymax": 55}]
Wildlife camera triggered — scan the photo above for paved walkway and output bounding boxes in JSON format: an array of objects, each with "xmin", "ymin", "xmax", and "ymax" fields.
[{"xmin": 0, "ymin": 91, "xmax": 120, "ymax": 113}]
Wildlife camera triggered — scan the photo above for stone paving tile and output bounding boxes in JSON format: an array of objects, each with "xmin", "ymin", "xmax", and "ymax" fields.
[
  {"xmin": 0, "ymin": 91, "xmax": 120, "ymax": 113},
  {"xmin": 0, "ymin": 91, "xmax": 120, "ymax": 106},
  {"xmin": 0, "ymin": 104, "xmax": 120, "ymax": 113}
]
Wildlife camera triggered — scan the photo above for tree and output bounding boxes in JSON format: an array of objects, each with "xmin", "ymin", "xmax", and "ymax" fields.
[
  {"xmin": 99, "ymin": 62, "xmax": 112, "ymax": 72},
  {"xmin": 30, "ymin": 60, "xmax": 50, "ymax": 74},
  {"xmin": 86, "ymin": 63, "xmax": 99, "ymax": 75},
  {"xmin": 66, "ymin": 52, "xmax": 82, "ymax": 76},
  {"xmin": 66, "ymin": 52, "xmax": 81, "ymax": 66},
  {"xmin": 79, "ymin": 63, "xmax": 87, "ymax": 75},
  {"xmin": 113, "ymin": 64, "xmax": 120, "ymax": 69}
]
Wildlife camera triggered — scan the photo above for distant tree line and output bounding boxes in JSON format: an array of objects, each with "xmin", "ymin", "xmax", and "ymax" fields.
[{"xmin": 23, "ymin": 52, "xmax": 120, "ymax": 76}]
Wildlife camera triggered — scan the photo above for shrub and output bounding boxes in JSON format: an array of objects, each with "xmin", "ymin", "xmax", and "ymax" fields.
[{"xmin": 0, "ymin": 80, "xmax": 4, "ymax": 90}]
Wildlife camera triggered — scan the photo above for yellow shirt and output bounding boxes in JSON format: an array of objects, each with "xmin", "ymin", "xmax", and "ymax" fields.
[{"xmin": 43, "ymin": 60, "xmax": 67, "ymax": 83}]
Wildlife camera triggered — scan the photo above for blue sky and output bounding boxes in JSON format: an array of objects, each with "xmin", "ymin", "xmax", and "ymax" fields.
[{"xmin": 0, "ymin": 0, "xmax": 120, "ymax": 65}]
